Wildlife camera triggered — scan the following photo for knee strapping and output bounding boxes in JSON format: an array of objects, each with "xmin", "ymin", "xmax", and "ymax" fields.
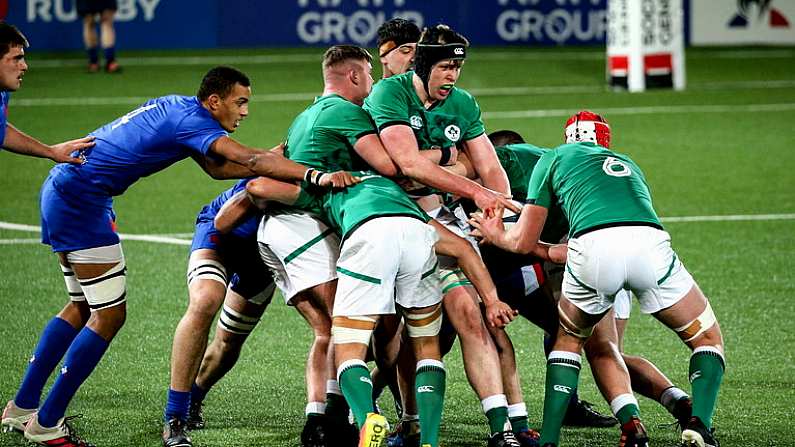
[
  {"xmin": 78, "ymin": 261, "xmax": 127, "ymax": 310},
  {"xmin": 60, "ymin": 264, "xmax": 85, "ymax": 302},
  {"xmin": 404, "ymin": 305, "xmax": 443, "ymax": 338},
  {"xmin": 675, "ymin": 302, "xmax": 717, "ymax": 343},
  {"xmin": 558, "ymin": 306, "xmax": 593, "ymax": 339},
  {"xmin": 187, "ymin": 258, "xmax": 227, "ymax": 286},
  {"xmin": 217, "ymin": 304, "xmax": 260, "ymax": 335},
  {"xmin": 331, "ymin": 316, "xmax": 376, "ymax": 345}
]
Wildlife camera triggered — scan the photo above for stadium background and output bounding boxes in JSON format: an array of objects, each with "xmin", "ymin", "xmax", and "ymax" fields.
[{"xmin": 1, "ymin": 1, "xmax": 794, "ymax": 446}]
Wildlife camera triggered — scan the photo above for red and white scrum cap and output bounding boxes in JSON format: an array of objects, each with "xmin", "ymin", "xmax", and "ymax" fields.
[{"xmin": 564, "ymin": 111, "xmax": 611, "ymax": 148}]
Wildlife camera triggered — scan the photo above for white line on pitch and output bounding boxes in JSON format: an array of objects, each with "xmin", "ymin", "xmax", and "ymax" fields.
[
  {"xmin": 660, "ymin": 213, "xmax": 795, "ymax": 223},
  {"xmin": 3, "ymin": 214, "xmax": 795, "ymax": 246},
  {"xmin": 0, "ymin": 222, "xmax": 191, "ymax": 246},
  {"xmin": 28, "ymin": 49, "xmax": 795, "ymax": 68},
  {"xmin": 11, "ymin": 80, "xmax": 795, "ymax": 108},
  {"xmin": 482, "ymin": 103, "xmax": 795, "ymax": 119}
]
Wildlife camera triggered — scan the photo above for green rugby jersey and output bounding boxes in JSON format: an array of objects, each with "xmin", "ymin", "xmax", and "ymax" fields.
[
  {"xmin": 495, "ymin": 143, "xmax": 548, "ymax": 202},
  {"xmin": 526, "ymin": 142, "xmax": 661, "ymax": 238},
  {"xmin": 363, "ymin": 71, "xmax": 485, "ymax": 151},
  {"xmin": 284, "ymin": 94, "xmax": 377, "ymax": 171},
  {"xmin": 294, "ymin": 171, "xmax": 430, "ymax": 241},
  {"xmin": 494, "ymin": 143, "xmax": 568, "ymax": 243}
]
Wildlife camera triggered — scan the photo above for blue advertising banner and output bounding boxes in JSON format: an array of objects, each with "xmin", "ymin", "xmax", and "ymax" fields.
[
  {"xmin": 220, "ymin": 0, "xmax": 608, "ymax": 47},
  {"xmin": 2, "ymin": 0, "xmax": 217, "ymax": 50},
  {"xmin": 1, "ymin": 0, "xmax": 610, "ymax": 51}
]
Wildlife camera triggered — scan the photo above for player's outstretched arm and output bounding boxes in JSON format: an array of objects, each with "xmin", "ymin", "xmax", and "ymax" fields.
[
  {"xmin": 380, "ymin": 124, "xmax": 510, "ymax": 211},
  {"xmin": 191, "ymin": 153, "xmax": 255, "ymax": 179},
  {"xmin": 353, "ymin": 134, "xmax": 400, "ymax": 177},
  {"xmin": 214, "ymin": 190, "xmax": 257, "ymax": 234},
  {"xmin": 245, "ymin": 177, "xmax": 301, "ymax": 207},
  {"xmin": 470, "ymin": 204, "xmax": 548, "ymax": 255},
  {"xmin": 209, "ymin": 136, "xmax": 308, "ymax": 182},
  {"xmin": 430, "ymin": 220, "xmax": 517, "ymax": 328},
  {"xmin": 2, "ymin": 124, "xmax": 94, "ymax": 164},
  {"xmin": 460, "ymin": 133, "xmax": 510, "ymax": 194}
]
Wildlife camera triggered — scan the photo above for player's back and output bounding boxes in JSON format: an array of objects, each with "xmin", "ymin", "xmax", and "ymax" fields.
[
  {"xmin": 544, "ymin": 142, "xmax": 660, "ymax": 237},
  {"xmin": 495, "ymin": 143, "xmax": 547, "ymax": 202},
  {"xmin": 49, "ymin": 95, "xmax": 225, "ymax": 197},
  {"xmin": 320, "ymin": 172, "xmax": 428, "ymax": 240}
]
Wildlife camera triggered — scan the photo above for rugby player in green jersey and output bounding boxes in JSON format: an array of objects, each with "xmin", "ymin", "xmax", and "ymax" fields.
[
  {"xmin": 376, "ymin": 18, "xmax": 420, "ymax": 80},
  {"xmin": 364, "ymin": 24, "xmax": 531, "ymax": 447},
  {"xmin": 184, "ymin": 46, "xmax": 404, "ymax": 447},
  {"xmin": 483, "ymin": 130, "xmax": 693, "ymax": 430},
  {"xmin": 471, "ymin": 112, "xmax": 724, "ymax": 447},
  {"xmin": 229, "ymin": 172, "xmax": 525, "ymax": 447}
]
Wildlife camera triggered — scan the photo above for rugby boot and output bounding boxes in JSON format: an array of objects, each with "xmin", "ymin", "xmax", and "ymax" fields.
[
  {"xmin": 301, "ymin": 414, "xmax": 328, "ymax": 447},
  {"xmin": 562, "ymin": 399, "xmax": 618, "ymax": 428},
  {"xmin": 1, "ymin": 400, "xmax": 35, "ymax": 433},
  {"xmin": 105, "ymin": 61, "xmax": 122, "ymax": 74},
  {"xmin": 488, "ymin": 430, "xmax": 522, "ymax": 447},
  {"xmin": 186, "ymin": 399, "xmax": 205, "ymax": 430},
  {"xmin": 24, "ymin": 414, "xmax": 95, "ymax": 447},
  {"xmin": 673, "ymin": 397, "xmax": 693, "ymax": 431},
  {"xmin": 681, "ymin": 417, "xmax": 719, "ymax": 447},
  {"xmin": 514, "ymin": 428, "xmax": 541, "ymax": 447},
  {"xmin": 328, "ymin": 419, "xmax": 359, "ymax": 447},
  {"xmin": 358, "ymin": 412, "xmax": 389, "ymax": 447},
  {"xmin": 618, "ymin": 417, "xmax": 649, "ymax": 447},
  {"xmin": 386, "ymin": 418, "xmax": 420, "ymax": 447},
  {"xmin": 162, "ymin": 417, "xmax": 192, "ymax": 447}
]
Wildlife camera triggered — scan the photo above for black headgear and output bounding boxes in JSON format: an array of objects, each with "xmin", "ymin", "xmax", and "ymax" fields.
[{"xmin": 413, "ymin": 43, "xmax": 467, "ymax": 96}]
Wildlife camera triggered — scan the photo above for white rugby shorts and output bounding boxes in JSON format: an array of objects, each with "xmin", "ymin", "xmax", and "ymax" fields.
[
  {"xmin": 333, "ymin": 217, "xmax": 442, "ymax": 317},
  {"xmin": 613, "ymin": 289, "xmax": 632, "ymax": 320},
  {"xmin": 257, "ymin": 211, "xmax": 340, "ymax": 304},
  {"xmin": 563, "ymin": 226, "xmax": 694, "ymax": 316}
]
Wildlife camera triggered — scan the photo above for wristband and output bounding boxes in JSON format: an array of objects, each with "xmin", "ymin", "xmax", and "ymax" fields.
[
  {"xmin": 304, "ymin": 168, "xmax": 326, "ymax": 186},
  {"xmin": 439, "ymin": 146, "xmax": 452, "ymax": 166}
]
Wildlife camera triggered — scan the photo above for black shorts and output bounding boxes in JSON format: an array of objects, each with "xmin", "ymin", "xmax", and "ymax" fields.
[{"xmin": 76, "ymin": 0, "xmax": 117, "ymax": 16}]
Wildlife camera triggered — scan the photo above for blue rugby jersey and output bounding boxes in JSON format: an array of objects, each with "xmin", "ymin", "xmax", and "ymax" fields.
[
  {"xmin": 0, "ymin": 91, "xmax": 10, "ymax": 147},
  {"xmin": 48, "ymin": 95, "xmax": 227, "ymax": 198},
  {"xmin": 197, "ymin": 177, "xmax": 260, "ymax": 240}
]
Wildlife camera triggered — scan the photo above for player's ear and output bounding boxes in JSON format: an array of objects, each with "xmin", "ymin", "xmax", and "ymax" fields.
[
  {"xmin": 349, "ymin": 68, "xmax": 359, "ymax": 85},
  {"xmin": 206, "ymin": 93, "xmax": 222, "ymax": 111}
]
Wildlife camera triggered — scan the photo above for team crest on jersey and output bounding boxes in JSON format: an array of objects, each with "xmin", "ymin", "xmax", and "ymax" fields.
[
  {"xmin": 410, "ymin": 115, "xmax": 423, "ymax": 129},
  {"xmin": 444, "ymin": 124, "xmax": 461, "ymax": 142}
]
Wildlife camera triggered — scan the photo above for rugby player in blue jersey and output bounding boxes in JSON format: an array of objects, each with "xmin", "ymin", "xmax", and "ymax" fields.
[
  {"xmin": 0, "ymin": 23, "xmax": 94, "ymax": 164},
  {"xmin": 162, "ymin": 178, "xmax": 277, "ymax": 447},
  {"xmin": 1, "ymin": 65, "xmax": 356, "ymax": 447}
]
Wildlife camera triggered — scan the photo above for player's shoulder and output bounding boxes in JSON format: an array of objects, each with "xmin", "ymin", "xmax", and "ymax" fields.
[{"xmin": 371, "ymin": 72, "xmax": 413, "ymax": 95}]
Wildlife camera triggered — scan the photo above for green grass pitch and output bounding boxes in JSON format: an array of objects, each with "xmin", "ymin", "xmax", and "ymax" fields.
[{"xmin": 0, "ymin": 46, "xmax": 793, "ymax": 446}]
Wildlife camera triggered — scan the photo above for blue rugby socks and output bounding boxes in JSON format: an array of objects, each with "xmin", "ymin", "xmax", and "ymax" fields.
[
  {"xmin": 37, "ymin": 328, "xmax": 109, "ymax": 428},
  {"xmin": 14, "ymin": 317, "xmax": 79, "ymax": 410}
]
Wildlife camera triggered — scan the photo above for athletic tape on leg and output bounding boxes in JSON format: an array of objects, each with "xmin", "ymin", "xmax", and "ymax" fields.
[
  {"xmin": 78, "ymin": 261, "xmax": 127, "ymax": 310},
  {"xmin": 331, "ymin": 316, "xmax": 376, "ymax": 345},
  {"xmin": 60, "ymin": 264, "xmax": 85, "ymax": 302},
  {"xmin": 675, "ymin": 302, "xmax": 717, "ymax": 343},
  {"xmin": 187, "ymin": 258, "xmax": 227, "ymax": 286},
  {"xmin": 217, "ymin": 304, "xmax": 260, "ymax": 335},
  {"xmin": 404, "ymin": 306, "xmax": 443, "ymax": 338}
]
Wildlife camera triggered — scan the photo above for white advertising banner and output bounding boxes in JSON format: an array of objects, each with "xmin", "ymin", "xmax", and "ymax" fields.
[
  {"xmin": 607, "ymin": 0, "xmax": 685, "ymax": 92},
  {"xmin": 691, "ymin": 0, "xmax": 795, "ymax": 45}
]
